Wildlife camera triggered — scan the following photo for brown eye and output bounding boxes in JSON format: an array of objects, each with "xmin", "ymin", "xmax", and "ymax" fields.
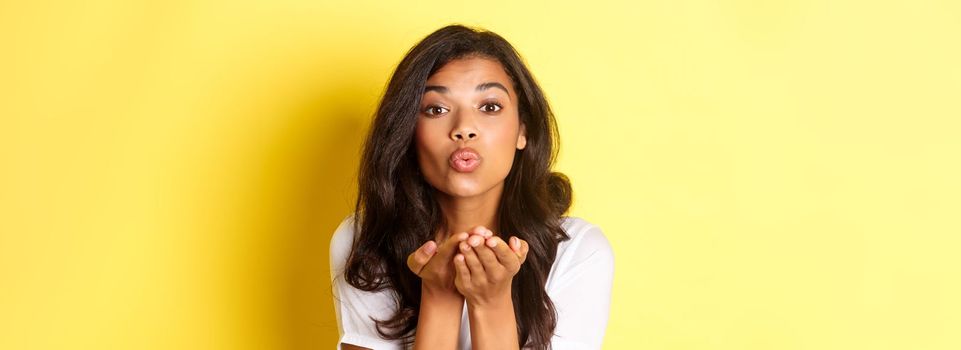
[
  {"xmin": 424, "ymin": 105, "xmax": 449, "ymax": 116},
  {"xmin": 481, "ymin": 103, "xmax": 502, "ymax": 113}
]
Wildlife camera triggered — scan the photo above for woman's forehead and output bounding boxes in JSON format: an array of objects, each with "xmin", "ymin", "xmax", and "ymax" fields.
[{"xmin": 426, "ymin": 57, "xmax": 513, "ymax": 90}]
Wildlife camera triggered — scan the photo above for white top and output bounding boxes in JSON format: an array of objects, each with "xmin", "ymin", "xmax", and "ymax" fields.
[{"xmin": 329, "ymin": 214, "xmax": 614, "ymax": 349}]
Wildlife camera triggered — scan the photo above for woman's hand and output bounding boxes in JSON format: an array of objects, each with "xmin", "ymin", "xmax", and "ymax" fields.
[
  {"xmin": 407, "ymin": 226, "xmax": 493, "ymax": 296},
  {"xmin": 409, "ymin": 227, "xmax": 489, "ymax": 350},
  {"xmin": 452, "ymin": 227, "xmax": 530, "ymax": 306}
]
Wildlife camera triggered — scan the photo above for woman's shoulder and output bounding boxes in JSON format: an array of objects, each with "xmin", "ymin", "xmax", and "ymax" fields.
[
  {"xmin": 558, "ymin": 216, "xmax": 612, "ymax": 251},
  {"xmin": 553, "ymin": 216, "xmax": 615, "ymax": 272},
  {"xmin": 329, "ymin": 213, "xmax": 359, "ymax": 274},
  {"xmin": 331, "ymin": 213, "xmax": 358, "ymax": 241}
]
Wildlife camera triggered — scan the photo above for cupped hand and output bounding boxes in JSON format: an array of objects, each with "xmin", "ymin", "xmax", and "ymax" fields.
[
  {"xmin": 407, "ymin": 226, "xmax": 496, "ymax": 295},
  {"xmin": 452, "ymin": 227, "xmax": 530, "ymax": 306}
]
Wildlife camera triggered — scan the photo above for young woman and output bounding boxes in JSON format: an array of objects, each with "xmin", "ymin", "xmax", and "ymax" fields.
[{"xmin": 329, "ymin": 24, "xmax": 614, "ymax": 350}]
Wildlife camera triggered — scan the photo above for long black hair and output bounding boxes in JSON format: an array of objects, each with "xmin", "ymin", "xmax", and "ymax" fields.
[{"xmin": 344, "ymin": 24, "xmax": 572, "ymax": 349}]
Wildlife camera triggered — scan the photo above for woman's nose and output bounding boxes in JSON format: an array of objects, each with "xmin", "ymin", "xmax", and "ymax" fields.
[
  {"xmin": 452, "ymin": 129, "xmax": 477, "ymax": 140},
  {"xmin": 450, "ymin": 113, "xmax": 479, "ymax": 141}
]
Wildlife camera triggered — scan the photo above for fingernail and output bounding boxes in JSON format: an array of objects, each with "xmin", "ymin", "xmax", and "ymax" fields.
[
  {"xmin": 424, "ymin": 242, "xmax": 436, "ymax": 254},
  {"xmin": 486, "ymin": 238, "xmax": 497, "ymax": 248}
]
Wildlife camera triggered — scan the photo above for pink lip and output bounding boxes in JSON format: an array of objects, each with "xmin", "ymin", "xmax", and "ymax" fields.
[{"xmin": 449, "ymin": 147, "xmax": 481, "ymax": 173}]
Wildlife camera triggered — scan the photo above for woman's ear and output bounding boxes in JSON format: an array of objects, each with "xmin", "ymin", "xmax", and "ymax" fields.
[{"xmin": 517, "ymin": 123, "xmax": 527, "ymax": 150}]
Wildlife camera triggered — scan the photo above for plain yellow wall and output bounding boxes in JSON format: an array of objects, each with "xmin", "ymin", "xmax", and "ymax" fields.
[{"xmin": 2, "ymin": 1, "xmax": 959, "ymax": 349}]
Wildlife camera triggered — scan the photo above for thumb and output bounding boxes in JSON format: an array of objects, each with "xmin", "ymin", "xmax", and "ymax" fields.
[
  {"xmin": 407, "ymin": 240, "xmax": 437, "ymax": 276},
  {"xmin": 420, "ymin": 240, "xmax": 437, "ymax": 257}
]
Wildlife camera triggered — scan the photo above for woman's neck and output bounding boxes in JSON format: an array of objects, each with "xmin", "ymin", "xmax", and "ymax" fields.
[{"xmin": 435, "ymin": 184, "xmax": 503, "ymax": 241}]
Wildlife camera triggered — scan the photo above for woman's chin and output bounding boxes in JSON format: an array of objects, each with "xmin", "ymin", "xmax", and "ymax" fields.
[
  {"xmin": 440, "ymin": 181, "xmax": 486, "ymax": 198},
  {"xmin": 445, "ymin": 188, "xmax": 482, "ymax": 198}
]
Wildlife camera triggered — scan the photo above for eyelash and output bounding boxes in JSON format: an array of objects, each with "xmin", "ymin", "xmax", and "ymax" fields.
[{"xmin": 423, "ymin": 102, "xmax": 503, "ymax": 116}]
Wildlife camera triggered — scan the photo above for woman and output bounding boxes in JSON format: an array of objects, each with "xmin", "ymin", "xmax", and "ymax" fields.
[{"xmin": 329, "ymin": 24, "xmax": 614, "ymax": 349}]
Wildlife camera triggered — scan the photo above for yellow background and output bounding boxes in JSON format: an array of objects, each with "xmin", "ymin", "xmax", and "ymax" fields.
[{"xmin": 2, "ymin": 1, "xmax": 959, "ymax": 349}]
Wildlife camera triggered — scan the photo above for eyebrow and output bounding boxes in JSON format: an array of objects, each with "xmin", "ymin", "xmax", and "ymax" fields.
[{"xmin": 423, "ymin": 82, "xmax": 512, "ymax": 100}]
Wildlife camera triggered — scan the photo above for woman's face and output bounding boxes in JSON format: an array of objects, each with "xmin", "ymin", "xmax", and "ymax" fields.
[{"xmin": 414, "ymin": 56, "xmax": 527, "ymax": 199}]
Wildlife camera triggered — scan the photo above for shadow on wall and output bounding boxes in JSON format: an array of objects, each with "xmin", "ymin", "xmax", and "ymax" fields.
[{"xmin": 243, "ymin": 77, "xmax": 373, "ymax": 348}]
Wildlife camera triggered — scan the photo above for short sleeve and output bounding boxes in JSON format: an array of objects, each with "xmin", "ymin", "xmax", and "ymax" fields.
[
  {"xmin": 546, "ymin": 223, "xmax": 615, "ymax": 349},
  {"xmin": 329, "ymin": 215, "xmax": 404, "ymax": 350}
]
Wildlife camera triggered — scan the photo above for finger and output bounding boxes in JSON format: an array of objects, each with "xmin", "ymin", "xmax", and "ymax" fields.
[
  {"xmin": 435, "ymin": 232, "xmax": 469, "ymax": 261},
  {"xmin": 406, "ymin": 240, "xmax": 437, "ymax": 275},
  {"xmin": 518, "ymin": 239, "xmax": 529, "ymax": 265},
  {"xmin": 509, "ymin": 236, "xmax": 521, "ymax": 253},
  {"xmin": 474, "ymin": 238, "xmax": 501, "ymax": 270},
  {"xmin": 453, "ymin": 253, "xmax": 471, "ymax": 285},
  {"xmin": 460, "ymin": 241, "xmax": 487, "ymax": 282},
  {"xmin": 509, "ymin": 236, "xmax": 523, "ymax": 257},
  {"xmin": 469, "ymin": 226, "xmax": 490, "ymax": 238},
  {"xmin": 488, "ymin": 237, "xmax": 520, "ymax": 270},
  {"xmin": 467, "ymin": 234, "xmax": 485, "ymax": 248}
]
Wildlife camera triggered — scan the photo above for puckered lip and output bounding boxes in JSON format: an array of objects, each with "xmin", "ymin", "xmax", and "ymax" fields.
[
  {"xmin": 449, "ymin": 147, "xmax": 481, "ymax": 172},
  {"xmin": 449, "ymin": 147, "xmax": 480, "ymax": 162}
]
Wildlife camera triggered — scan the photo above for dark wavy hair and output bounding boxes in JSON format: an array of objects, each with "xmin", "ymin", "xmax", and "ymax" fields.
[{"xmin": 343, "ymin": 24, "xmax": 572, "ymax": 349}]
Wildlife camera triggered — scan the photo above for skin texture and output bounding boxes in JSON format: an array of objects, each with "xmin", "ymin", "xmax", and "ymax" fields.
[
  {"xmin": 455, "ymin": 232, "xmax": 529, "ymax": 350},
  {"xmin": 410, "ymin": 57, "xmax": 531, "ymax": 350},
  {"xmin": 343, "ymin": 57, "xmax": 531, "ymax": 350},
  {"xmin": 345, "ymin": 229, "xmax": 528, "ymax": 350},
  {"xmin": 408, "ymin": 227, "xmax": 528, "ymax": 350},
  {"xmin": 415, "ymin": 55, "xmax": 527, "ymax": 240}
]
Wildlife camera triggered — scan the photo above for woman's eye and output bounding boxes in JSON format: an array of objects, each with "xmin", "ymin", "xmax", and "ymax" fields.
[
  {"xmin": 481, "ymin": 103, "xmax": 502, "ymax": 113},
  {"xmin": 424, "ymin": 105, "xmax": 449, "ymax": 116}
]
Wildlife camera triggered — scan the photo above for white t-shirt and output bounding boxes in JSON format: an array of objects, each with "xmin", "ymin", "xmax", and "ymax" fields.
[{"xmin": 329, "ymin": 214, "xmax": 614, "ymax": 349}]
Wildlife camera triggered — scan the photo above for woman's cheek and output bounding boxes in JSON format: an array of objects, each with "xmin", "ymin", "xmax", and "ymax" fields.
[
  {"xmin": 491, "ymin": 128, "xmax": 520, "ymax": 178},
  {"xmin": 414, "ymin": 127, "xmax": 444, "ymax": 184}
]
